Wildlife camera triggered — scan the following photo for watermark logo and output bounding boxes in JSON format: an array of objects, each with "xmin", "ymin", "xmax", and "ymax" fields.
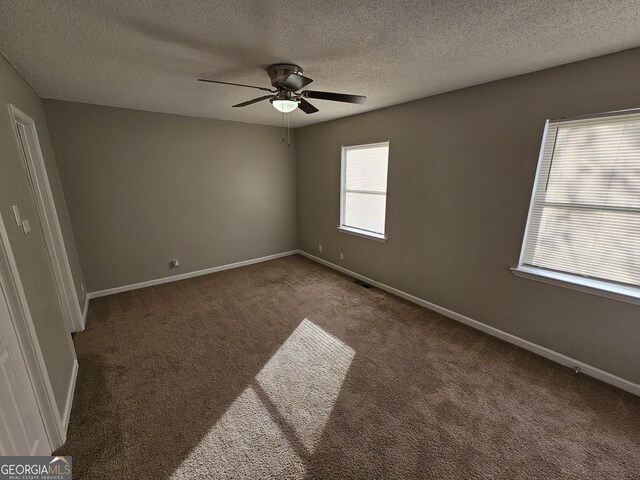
[{"xmin": 0, "ymin": 456, "xmax": 72, "ymax": 480}]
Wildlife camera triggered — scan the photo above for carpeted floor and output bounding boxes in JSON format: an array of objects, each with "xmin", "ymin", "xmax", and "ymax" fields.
[{"xmin": 57, "ymin": 254, "xmax": 640, "ymax": 479}]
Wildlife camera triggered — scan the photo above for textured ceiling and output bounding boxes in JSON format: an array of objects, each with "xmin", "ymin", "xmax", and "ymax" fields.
[{"xmin": 1, "ymin": 1, "xmax": 640, "ymax": 128}]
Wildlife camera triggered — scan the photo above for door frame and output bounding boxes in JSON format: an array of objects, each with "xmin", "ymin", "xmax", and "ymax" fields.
[
  {"xmin": 0, "ymin": 272, "xmax": 52, "ymax": 455},
  {"xmin": 0, "ymin": 210, "xmax": 69, "ymax": 450},
  {"xmin": 8, "ymin": 104, "xmax": 84, "ymax": 333}
]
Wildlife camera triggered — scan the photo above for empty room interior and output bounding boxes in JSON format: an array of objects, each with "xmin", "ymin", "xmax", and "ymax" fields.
[{"xmin": 1, "ymin": 1, "xmax": 640, "ymax": 478}]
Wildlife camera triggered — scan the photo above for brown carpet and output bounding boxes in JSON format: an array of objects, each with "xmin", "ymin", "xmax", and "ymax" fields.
[{"xmin": 57, "ymin": 255, "xmax": 640, "ymax": 479}]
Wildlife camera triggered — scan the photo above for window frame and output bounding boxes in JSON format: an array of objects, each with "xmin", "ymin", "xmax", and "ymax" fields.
[
  {"xmin": 513, "ymin": 111, "xmax": 640, "ymax": 306},
  {"xmin": 338, "ymin": 141, "xmax": 390, "ymax": 242}
]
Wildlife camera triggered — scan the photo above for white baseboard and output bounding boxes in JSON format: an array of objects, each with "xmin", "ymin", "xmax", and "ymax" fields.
[
  {"xmin": 298, "ymin": 250, "xmax": 640, "ymax": 397},
  {"xmin": 61, "ymin": 359, "xmax": 78, "ymax": 443},
  {"xmin": 87, "ymin": 250, "xmax": 299, "ymax": 299}
]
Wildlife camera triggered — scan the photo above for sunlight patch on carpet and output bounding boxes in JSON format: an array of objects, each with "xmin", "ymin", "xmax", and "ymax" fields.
[
  {"xmin": 256, "ymin": 318, "xmax": 355, "ymax": 453},
  {"xmin": 171, "ymin": 319, "xmax": 354, "ymax": 479}
]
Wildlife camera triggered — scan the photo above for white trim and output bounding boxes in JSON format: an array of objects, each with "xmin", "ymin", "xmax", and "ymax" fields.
[
  {"xmin": 8, "ymin": 104, "xmax": 85, "ymax": 333},
  {"xmin": 517, "ymin": 119, "xmax": 549, "ymax": 267},
  {"xmin": 88, "ymin": 250, "xmax": 299, "ymax": 299},
  {"xmin": 511, "ymin": 266, "xmax": 640, "ymax": 306},
  {"xmin": 551, "ymin": 106, "xmax": 640, "ymax": 123},
  {"xmin": 341, "ymin": 140, "xmax": 391, "ymax": 149},
  {"xmin": 298, "ymin": 250, "xmax": 640, "ymax": 397},
  {"xmin": 61, "ymin": 359, "xmax": 78, "ymax": 441},
  {"xmin": 0, "ymin": 211, "xmax": 66, "ymax": 449},
  {"xmin": 82, "ymin": 294, "xmax": 89, "ymax": 323},
  {"xmin": 0, "ymin": 273, "xmax": 52, "ymax": 455},
  {"xmin": 340, "ymin": 145, "xmax": 346, "ymax": 232},
  {"xmin": 337, "ymin": 226, "xmax": 387, "ymax": 242}
]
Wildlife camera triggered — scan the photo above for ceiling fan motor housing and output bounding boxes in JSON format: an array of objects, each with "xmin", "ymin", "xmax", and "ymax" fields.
[{"xmin": 267, "ymin": 64, "xmax": 304, "ymax": 88}]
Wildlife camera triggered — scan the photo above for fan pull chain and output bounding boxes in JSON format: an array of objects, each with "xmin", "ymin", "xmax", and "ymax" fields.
[
  {"xmin": 282, "ymin": 109, "xmax": 285, "ymax": 143},
  {"xmin": 287, "ymin": 112, "xmax": 291, "ymax": 147}
]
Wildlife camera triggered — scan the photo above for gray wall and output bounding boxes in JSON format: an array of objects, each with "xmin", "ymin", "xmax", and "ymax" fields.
[
  {"xmin": 43, "ymin": 100, "xmax": 298, "ymax": 293},
  {"xmin": 0, "ymin": 54, "xmax": 80, "ymax": 417},
  {"xmin": 296, "ymin": 47, "xmax": 640, "ymax": 385}
]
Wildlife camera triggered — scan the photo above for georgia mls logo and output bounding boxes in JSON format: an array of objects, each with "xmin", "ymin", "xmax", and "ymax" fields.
[
  {"xmin": 0, "ymin": 456, "xmax": 72, "ymax": 480},
  {"xmin": 49, "ymin": 456, "xmax": 70, "ymax": 470}
]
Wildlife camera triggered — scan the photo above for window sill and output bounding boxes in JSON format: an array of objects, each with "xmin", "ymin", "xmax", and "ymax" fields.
[
  {"xmin": 511, "ymin": 266, "xmax": 640, "ymax": 306},
  {"xmin": 337, "ymin": 226, "xmax": 387, "ymax": 243}
]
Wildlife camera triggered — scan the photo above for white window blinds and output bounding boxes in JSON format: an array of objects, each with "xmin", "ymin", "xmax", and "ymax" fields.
[
  {"xmin": 520, "ymin": 112, "xmax": 640, "ymax": 289},
  {"xmin": 341, "ymin": 142, "xmax": 389, "ymax": 236}
]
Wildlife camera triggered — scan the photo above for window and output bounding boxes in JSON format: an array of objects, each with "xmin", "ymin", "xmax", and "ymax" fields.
[
  {"xmin": 514, "ymin": 110, "xmax": 640, "ymax": 304},
  {"xmin": 339, "ymin": 142, "xmax": 389, "ymax": 241}
]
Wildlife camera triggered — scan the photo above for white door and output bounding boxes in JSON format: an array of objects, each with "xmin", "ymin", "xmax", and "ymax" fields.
[
  {"xmin": 0, "ymin": 283, "xmax": 51, "ymax": 456},
  {"xmin": 10, "ymin": 104, "xmax": 84, "ymax": 333}
]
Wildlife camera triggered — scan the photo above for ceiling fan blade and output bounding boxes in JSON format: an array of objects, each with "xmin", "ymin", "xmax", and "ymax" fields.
[
  {"xmin": 302, "ymin": 90, "xmax": 366, "ymax": 104},
  {"xmin": 198, "ymin": 78, "xmax": 275, "ymax": 93},
  {"xmin": 232, "ymin": 95, "xmax": 273, "ymax": 107},
  {"xmin": 282, "ymin": 73, "xmax": 313, "ymax": 91},
  {"xmin": 298, "ymin": 98, "xmax": 319, "ymax": 114}
]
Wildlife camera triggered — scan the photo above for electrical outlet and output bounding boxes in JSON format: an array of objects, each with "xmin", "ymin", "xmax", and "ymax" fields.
[
  {"xmin": 22, "ymin": 219, "xmax": 30, "ymax": 234},
  {"xmin": 170, "ymin": 259, "xmax": 179, "ymax": 269},
  {"xmin": 339, "ymin": 252, "xmax": 344, "ymax": 260},
  {"xmin": 318, "ymin": 244, "xmax": 323, "ymax": 253},
  {"xmin": 81, "ymin": 283, "xmax": 86, "ymax": 293}
]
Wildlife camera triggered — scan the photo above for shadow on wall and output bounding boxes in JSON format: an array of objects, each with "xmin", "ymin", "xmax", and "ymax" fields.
[{"xmin": 56, "ymin": 255, "xmax": 640, "ymax": 479}]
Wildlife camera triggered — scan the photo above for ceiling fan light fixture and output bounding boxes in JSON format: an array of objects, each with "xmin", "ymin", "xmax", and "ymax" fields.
[
  {"xmin": 271, "ymin": 98, "xmax": 298, "ymax": 113},
  {"xmin": 199, "ymin": 64, "xmax": 366, "ymax": 117}
]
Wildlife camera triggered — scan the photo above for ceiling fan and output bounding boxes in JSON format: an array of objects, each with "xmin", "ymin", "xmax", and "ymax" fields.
[{"xmin": 198, "ymin": 64, "xmax": 366, "ymax": 114}]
